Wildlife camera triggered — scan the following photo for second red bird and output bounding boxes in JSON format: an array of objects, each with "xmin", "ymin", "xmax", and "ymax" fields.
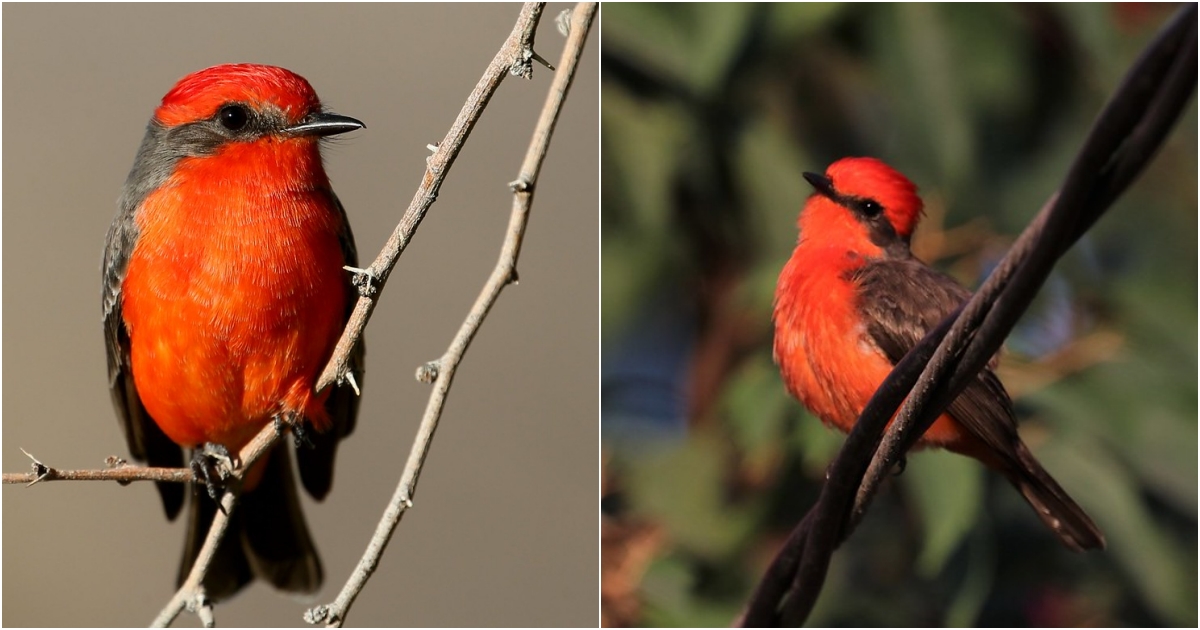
[{"xmin": 773, "ymin": 156, "xmax": 1104, "ymax": 551}]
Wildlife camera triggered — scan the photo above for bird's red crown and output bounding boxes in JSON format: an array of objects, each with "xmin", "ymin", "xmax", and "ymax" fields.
[
  {"xmin": 154, "ymin": 63, "xmax": 321, "ymax": 127},
  {"xmin": 825, "ymin": 157, "xmax": 924, "ymax": 238}
]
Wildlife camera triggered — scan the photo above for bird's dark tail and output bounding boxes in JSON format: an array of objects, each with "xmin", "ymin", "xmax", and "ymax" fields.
[
  {"xmin": 1001, "ymin": 442, "xmax": 1106, "ymax": 552},
  {"xmin": 178, "ymin": 444, "xmax": 322, "ymax": 601}
]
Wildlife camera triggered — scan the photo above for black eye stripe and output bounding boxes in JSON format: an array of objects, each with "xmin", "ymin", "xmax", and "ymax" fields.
[
  {"xmin": 826, "ymin": 190, "xmax": 906, "ymax": 253},
  {"xmin": 810, "ymin": 175, "xmax": 908, "ymax": 254}
]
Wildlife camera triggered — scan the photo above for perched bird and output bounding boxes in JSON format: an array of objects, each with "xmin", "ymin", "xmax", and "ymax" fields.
[
  {"xmin": 102, "ymin": 63, "xmax": 365, "ymax": 598},
  {"xmin": 773, "ymin": 156, "xmax": 1104, "ymax": 551}
]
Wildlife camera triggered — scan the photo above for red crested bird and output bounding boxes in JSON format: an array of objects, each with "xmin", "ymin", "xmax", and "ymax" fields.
[
  {"xmin": 102, "ymin": 63, "xmax": 365, "ymax": 598},
  {"xmin": 772, "ymin": 156, "xmax": 1104, "ymax": 551}
]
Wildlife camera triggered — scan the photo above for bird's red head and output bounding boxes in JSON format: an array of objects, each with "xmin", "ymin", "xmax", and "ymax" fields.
[
  {"xmin": 126, "ymin": 63, "xmax": 363, "ymax": 198},
  {"xmin": 797, "ymin": 157, "xmax": 924, "ymax": 256},
  {"xmin": 154, "ymin": 63, "xmax": 321, "ymax": 127}
]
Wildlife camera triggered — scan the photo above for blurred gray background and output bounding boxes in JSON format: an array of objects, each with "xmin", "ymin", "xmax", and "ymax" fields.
[{"xmin": 4, "ymin": 3, "xmax": 597, "ymax": 627}]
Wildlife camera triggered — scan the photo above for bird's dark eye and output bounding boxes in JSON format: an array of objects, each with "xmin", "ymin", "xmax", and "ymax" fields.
[
  {"xmin": 218, "ymin": 105, "xmax": 249, "ymax": 131},
  {"xmin": 860, "ymin": 199, "xmax": 883, "ymax": 217}
]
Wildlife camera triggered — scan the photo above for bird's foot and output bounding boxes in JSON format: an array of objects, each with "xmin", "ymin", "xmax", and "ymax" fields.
[
  {"xmin": 191, "ymin": 443, "xmax": 237, "ymax": 510},
  {"xmin": 273, "ymin": 411, "xmax": 314, "ymax": 450}
]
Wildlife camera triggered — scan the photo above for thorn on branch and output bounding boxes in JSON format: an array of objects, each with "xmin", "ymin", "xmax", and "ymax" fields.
[
  {"xmin": 304, "ymin": 604, "xmax": 332, "ymax": 626},
  {"xmin": 510, "ymin": 54, "xmax": 532, "ymax": 79},
  {"xmin": 508, "ymin": 58, "xmax": 528, "ymax": 79},
  {"xmin": 508, "ymin": 268, "xmax": 520, "ymax": 286},
  {"xmin": 415, "ymin": 361, "xmax": 440, "ymax": 384},
  {"xmin": 105, "ymin": 455, "xmax": 133, "ymax": 485},
  {"xmin": 186, "ymin": 588, "xmax": 214, "ymax": 628},
  {"xmin": 20, "ymin": 448, "xmax": 50, "ymax": 486},
  {"xmin": 508, "ymin": 175, "xmax": 533, "ymax": 192},
  {"xmin": 343, "ymin": 265, "xmax": 379, "ymax": 298},
  {"xmin": 512, "ymin": 46, "xmax": 553, "ymax": 78},
  {"xmin": 342, "ymin": 369, "xmax": 362, "ymax": 396},
  {"xmin": 531, "ymin": 48, "xmax": 556, "ymax": 71}
]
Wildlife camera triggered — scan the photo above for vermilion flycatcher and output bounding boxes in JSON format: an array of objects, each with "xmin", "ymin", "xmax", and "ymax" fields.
[
  {"xmin": 773, "ymin": 157, "xmax": 1104, "ymax": 551},
  {"xmin": 102, "ymin": 64, "xmax": 364, "ymax": 598}
]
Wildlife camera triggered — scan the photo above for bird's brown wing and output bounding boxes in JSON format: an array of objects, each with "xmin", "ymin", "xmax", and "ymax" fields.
[
  {"xmin": 102, "ymin": 201, "xmax": 185, "ymax": 520},
  {"xmin": 850, "ymin": 256, "xmax": 1026, "ymax": 460},
  {"xmin": 296, "ymin": 190, "xmax": 363, "ymax": 500},
  {"xmin": 852, "ymin": 256, "xmax": 1105, "ymax": 550}
]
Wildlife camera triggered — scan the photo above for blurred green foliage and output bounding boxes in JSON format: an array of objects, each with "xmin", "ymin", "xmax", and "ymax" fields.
[{"xmin": 601, "ymin": 3, "xmax": 1196, "ymax": 627}]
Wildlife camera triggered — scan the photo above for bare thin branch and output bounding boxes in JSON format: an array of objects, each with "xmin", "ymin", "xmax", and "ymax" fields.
[
  {"xmin": 4, "ymin": 410, "xmax": 286, "ymax": 487},
  {"xmin": 150, "ymin": 423, "xmax": 283, "ymax": 627},
  {"xmin": 304, "ymin": 3, "xmax": 596, "ymax": 627},
  {"xmin": 2, "ymin": 463, "xmax": 191, "ymax": 486},
  {"xmin": 314, "ymin": 1, "xmax": 550, "ymax": 393},
  {"xmin": 152, "ymin": 494, "xmax": 235, "ymax": 628},
  {"xmin": 2, "ymin": 447, "xmax": 191, "ymax": 485}
]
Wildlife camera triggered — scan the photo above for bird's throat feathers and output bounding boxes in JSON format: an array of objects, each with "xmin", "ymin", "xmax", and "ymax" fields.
[
  {"xmin": 129, "ymin": 140, "xmax": 343, "ymax": 281},
  {"xmin": 169, "ymin": 137, "xmax": 333, "ymax": 211}
]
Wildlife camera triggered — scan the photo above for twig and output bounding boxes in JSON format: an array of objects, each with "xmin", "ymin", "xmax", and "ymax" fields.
[
  {"xmin": 152, "ymin": 494, "xmax": 235, "ymax": 628},
  {"xmin": 314, "ymin": 1, "xmax": 549, "ymax": 393},
  {"xmin": 739, "ymin": 4, "xmax": 1196, "ymax": 626},
  {"xmin": 3, "ymin": 409, "xmax": 287, "ymax": 485},
  {"xmin": 303, "ymin": 3, "xmax": 596, "ymax": 627},
  {"xmin": 150, "ymin": 423, "xmax": 283, "ymax": 627},
  {"xmin": 2, "ymin": 448, "xmax": 191, "ymax": 485}
]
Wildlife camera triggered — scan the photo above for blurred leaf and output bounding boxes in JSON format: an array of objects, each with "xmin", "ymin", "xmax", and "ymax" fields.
[
  {"xmin": 640, "ymin": 555, "xmax": 742, "ymax": 627},
  {"xmin": 626, "ymin": 432, "xmax": 763, "ymax": 558},
  {"xmin": 735, "ymin": 113, "xmax": 813, "ymax": 266},
  {"xmin": 792, "ymin": 412, "xmax": 844, "ymax": 473},
  {"xmin": 601, "ymin": 92, "xmax": 690, "ymax": 335},
  {"xmin": 905, "ymin": 450, "xmax": 984, "ymax": 575},
  {"xmin": 887, "ymin": 3, "xmax": 975, "ymax": 185},
  {"xmin": 1046, "ymin": 440, "xmax": 1196, "ymax": 626},
  {"xmin": 602, "ymin": 3, "xmax": 756, "ymax": 97},
  {"xmin": 765, "ymin": 3, "xmax": 846, "ymax": 45},
  {"xmin": 944, "ymin": 533, "xmax": 995, "ymax": 626},
  {"xmin": 722, "ymin": 355, "xmax": 789, "ymax": 457}
]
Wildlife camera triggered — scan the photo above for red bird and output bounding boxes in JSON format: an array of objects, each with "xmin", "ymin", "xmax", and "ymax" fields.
[
  {"xmin": 773, "ymin": 157, "xmax": 1104, "ymax": 551},
  {"xmin": 102, "ymin": 64, "xmax": 365, "ymax": 598}
]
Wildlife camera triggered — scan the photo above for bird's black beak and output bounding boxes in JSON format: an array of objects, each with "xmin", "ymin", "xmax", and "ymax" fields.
[
  {"xmin": 803, "ymin": 171, "xmax": 836, "ymax": 199},
  {"xmin": 284, "ymin": 112, "xmax": 365, "ymax": 138}
]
